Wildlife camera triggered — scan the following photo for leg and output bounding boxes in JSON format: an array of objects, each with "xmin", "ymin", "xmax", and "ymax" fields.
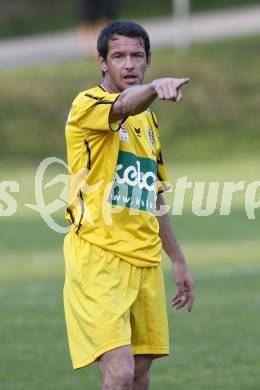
[
  {"xmin": 99, "ymin": 346, "xmax": 135, "ymax": 390},
  {"xmin": 133, "ymin": 355, "xmax": 153, "ymax": 390}
]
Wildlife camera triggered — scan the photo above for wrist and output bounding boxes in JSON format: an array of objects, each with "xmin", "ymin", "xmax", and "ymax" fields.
[{"xmin": 151, "ymin": 80, "xmax": 157, "ymax": 93}]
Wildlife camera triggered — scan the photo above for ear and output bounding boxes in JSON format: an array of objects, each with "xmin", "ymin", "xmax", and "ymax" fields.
[
  {"xmin": 98, "ymin": 54, "xmax": 108, "ymax": 73},
  {"xmin": 144, "ymin": 52, "xmax": 151, "ymax": 71}
]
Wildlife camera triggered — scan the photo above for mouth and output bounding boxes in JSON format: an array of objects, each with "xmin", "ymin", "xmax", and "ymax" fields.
[{"xmin": 123, "ymin": 75, "xmax": 138, "ymax": 83}]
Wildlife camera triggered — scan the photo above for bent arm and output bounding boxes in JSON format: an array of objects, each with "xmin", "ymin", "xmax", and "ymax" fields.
[
  {"xmin": 112, "ymin": 83, "xmax": 156, "ymax": 119},
  {"xmin": 110, "ymin": 77, "xmax": 190, "ymax": 122}
]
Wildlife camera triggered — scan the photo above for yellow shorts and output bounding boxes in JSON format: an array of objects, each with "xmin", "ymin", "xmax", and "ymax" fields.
[{"xmin": 63, "ymin": 232, "xmax": 169, "ymax": 370}]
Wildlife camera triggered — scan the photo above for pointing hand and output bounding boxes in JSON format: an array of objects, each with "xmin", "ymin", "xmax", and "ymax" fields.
[{"xmin": 152, "ymin": 77, "xmax": 190, "ymax": 102}]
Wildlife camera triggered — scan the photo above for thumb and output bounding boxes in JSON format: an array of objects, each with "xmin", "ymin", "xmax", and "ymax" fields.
[{"xmin": 176, "ymin": 90, "xmax": 183, "ymax": 102}]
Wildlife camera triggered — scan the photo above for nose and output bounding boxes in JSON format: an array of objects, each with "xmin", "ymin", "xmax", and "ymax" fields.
[{"xmin": 124, "ymin": 55, "xmax": 134, "ymax": 70}]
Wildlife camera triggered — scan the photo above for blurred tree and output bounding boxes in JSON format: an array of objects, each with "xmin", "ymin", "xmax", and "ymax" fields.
[{"xmin": 0, "ymin": 0, "xmax": 77, "ymax": 37}]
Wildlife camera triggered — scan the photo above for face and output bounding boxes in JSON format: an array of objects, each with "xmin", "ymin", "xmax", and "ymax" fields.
[{"xmin": 99, "ymin": 34, "xmax": 150, "ymax": 93}]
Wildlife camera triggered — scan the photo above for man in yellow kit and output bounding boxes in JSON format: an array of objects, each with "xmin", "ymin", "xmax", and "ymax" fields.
[{"xmin": 64, "ymin": 20, "xmax": 195, "ymax": 389}]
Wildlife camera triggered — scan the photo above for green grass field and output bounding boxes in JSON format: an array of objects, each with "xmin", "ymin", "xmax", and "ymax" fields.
[{"xmin": 1, "ymin": 158, "xmax": 259, "ymax": 389}]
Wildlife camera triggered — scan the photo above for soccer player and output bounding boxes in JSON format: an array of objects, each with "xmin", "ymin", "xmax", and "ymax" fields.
[{"xmin": 64, "ymin": 20, "xmax": 195, "ymax": 390}]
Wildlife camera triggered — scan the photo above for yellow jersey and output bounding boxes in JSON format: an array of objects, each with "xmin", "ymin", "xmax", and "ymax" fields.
[{"xmin": 65, "ymin": 85, "xmax": 170, "ymax": 267}]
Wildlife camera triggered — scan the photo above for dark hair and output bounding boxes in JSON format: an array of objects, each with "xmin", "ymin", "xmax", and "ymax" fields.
[{"xmin": 97, "ymin": 20, "xmax": 151, "ymax": 61}]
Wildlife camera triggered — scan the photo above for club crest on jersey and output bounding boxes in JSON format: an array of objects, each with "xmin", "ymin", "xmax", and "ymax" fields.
[
  {"xmin": 119, "ymin": 123, "xmax": 129, "ymax": 142},
  {"xmin": 147, "ymin": 127, "xmax": 155, "ymax": 151}
]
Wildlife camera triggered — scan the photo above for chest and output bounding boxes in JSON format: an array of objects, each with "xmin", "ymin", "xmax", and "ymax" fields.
[{"xmin": 118, "ymin": 116, "xmax": 156, "ymax": 160}]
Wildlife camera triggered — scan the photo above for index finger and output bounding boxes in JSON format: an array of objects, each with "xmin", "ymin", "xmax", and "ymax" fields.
[{"xmin": 176, "ymin": 77, "xmax": 191, "ymax": 89}]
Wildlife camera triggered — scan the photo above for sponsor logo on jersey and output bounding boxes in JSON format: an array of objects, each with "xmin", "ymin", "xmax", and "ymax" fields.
[
  {"xmin": 119, "ymin": 123, "xmax": 129, "ymax": 142},
  {"xmin": 109, "ymin": 151, "xmax": 157, "ymax": 213}
]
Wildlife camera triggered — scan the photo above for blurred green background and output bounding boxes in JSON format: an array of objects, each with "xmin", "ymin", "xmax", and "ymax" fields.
[
  {"xmin": 1, "ymin": 0, "xmax": 260, "ymax": 38},
  {"xmin": 1, "ymin": 1, "xmax": 260, "ymax": 389}
]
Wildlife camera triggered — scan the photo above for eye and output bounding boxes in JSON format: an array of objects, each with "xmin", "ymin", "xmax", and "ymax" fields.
[{"xmin": 133, "ymin": 53, "xmax": 145, "ymax": 60}]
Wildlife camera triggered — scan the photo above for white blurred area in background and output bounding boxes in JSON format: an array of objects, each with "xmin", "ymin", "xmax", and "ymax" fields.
[
  {"xmin": 1, "ymin": 2, "xmax": 260, "ymax": 68},
  {"xmin": 173, "ymin": 0, "xmax": 191, "ymax": 48}
]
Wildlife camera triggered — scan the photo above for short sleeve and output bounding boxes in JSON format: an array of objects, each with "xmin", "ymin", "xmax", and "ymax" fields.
[
  {"xmin": 72, "ymin": 90, "xmax": 125, "ymax": 132},
  {"xmin": 151, "ymin": 111, "xmax": 172, "ymax": 194}
]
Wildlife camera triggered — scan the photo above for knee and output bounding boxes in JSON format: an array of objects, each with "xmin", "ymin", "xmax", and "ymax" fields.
[
  {"xmin": 134, "ymin": 371, "xmax": 150, "ymax": 389},
  {"xmin": 99, "ymin": 347, "xmax": 135, "ymax": 388},
  {"xmin": 133, "ymin": 357, "xmax": 152, "ymax": 389}
]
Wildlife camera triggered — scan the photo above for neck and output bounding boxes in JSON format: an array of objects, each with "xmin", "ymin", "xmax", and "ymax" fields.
[{"xmin": 100, "ymin": 79, "xmax": 122, "ymax": 94}]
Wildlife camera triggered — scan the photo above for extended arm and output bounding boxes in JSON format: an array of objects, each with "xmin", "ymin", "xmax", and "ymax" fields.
[
  {"xmin": 110, "ymin": 77, "xmax": 190, "ymax": 122},
  {"xmin": 156, "ymin": 193, "xmax": 195, "ymax": 312}
]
